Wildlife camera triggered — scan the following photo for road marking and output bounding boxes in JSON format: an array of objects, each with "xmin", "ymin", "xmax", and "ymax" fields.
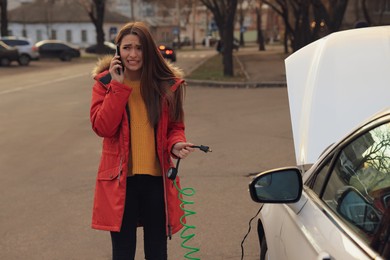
[{"xmin": 0, "ymin": 72, "xmax": 89, "ymax": 96}]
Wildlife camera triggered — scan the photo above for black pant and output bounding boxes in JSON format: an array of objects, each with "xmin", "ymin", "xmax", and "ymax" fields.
[{"xmin": 110, "ymin": 175, "xmax": 167, "ymax": 260}]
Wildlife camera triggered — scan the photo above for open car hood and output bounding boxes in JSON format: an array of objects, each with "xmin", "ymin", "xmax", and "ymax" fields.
[{"xmin": 285, "ymin": 26, "xmax": 390, "ymax": 165}]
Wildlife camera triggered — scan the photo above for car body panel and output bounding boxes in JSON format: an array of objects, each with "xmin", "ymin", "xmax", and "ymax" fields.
[
  {"xmin": 85, "ymin": 41, "xmax": 116, "ymax": 54},
  {"xmin": 0, "ymin": 41, "xmax": 19, "ymax": 65},
  {"xmin": 259, "ymin": 185, "xmax": 371, "ymax": 259},
  {"xmin": 250, "ymin": 26, "xmax": 390, "ymax": 260},
  {"xmin": 256, "ymin": 110, "xmax": 390, "ymax": 260},
  {"xmin": 34, "ymin": 40, "xmax": 80, "ymax": 61},
  {"xmin": 282, "ymin": 192, "xmax": 371, "ymax": 260},
  {"xmin": 285, "ymin": 26, "xmax": 390, "ymax": 165}
]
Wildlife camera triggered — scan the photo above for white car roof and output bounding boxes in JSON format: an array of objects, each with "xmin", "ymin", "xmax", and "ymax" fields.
[{"xmin": 285, "ymin": 26, "xmax": 390, "ymax": 165}]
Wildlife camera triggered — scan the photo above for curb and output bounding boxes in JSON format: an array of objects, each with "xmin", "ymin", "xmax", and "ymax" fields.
[{"xmin": 185, "ymin": 79, "xmax": 287, "ymax": 88}]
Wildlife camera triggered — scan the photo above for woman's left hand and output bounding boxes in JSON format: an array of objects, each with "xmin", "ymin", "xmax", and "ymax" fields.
[{"xmin": 172, "ymin": 142, "xmax": 195, "ymax": 159}]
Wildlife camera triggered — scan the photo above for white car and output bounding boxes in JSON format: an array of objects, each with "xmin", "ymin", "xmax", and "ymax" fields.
[
  {"xmin": 0, "ymin": 36, "xmax": 40, "ymax": 65},
  {"xmin": 248, "ymin": 26, "xmax": 390, "ymax": 260}
]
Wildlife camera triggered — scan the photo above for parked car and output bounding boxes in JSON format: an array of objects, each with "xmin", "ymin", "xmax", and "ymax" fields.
[
  {"xmin": 85, "ymin": 41, "xmax": 116, "ymax": 55},
  {"xmin": 34, "ymin": 40, "xmax": 81, "ymax": 61},
  {"xmin": 0, "ymin": 41, "xmax": 19, "ymax": 66},
  {"xmin": 0, "ymin": 36, "xmax": 39, "ymax": 65},
  {"xmin": 158, "ymin": 44, "xmax": 176, "ymax": 62},
  {"xmin": 247, "ymin": 26, "xmax": 390, "ymax": 260}
]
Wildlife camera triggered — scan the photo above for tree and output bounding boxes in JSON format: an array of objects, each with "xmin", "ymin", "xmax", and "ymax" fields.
[
  {"xmin": 312, "ymin": 0, "xmax": 349, "ymax": 33},
  {"xmin": 0, "ymin": 0, "xmax": 8, "ymax": 36},
  {"xmin": 263, "ymin": 0, "xmax": 349, "ymax": 53},
  {"xmin": 79, "ymin": 0, "xmax": 106, "ymax": 54},
  {"xmin": 256, "ymin": 0, "xmax": 266, "ymax": 51},
  {"xmin": 263, "ymin": 0, "xmax": 292, "ymax": 53},
  {"xmin": 199, "ymin": 0, "xmax": 238, "ymax": 76},
  {"xmin": 238, "ymin": 0, "xmax": 245, "ymax": 46}
]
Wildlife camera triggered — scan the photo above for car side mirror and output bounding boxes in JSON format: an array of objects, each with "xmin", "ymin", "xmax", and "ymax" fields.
[
  {"xmin": 249, "ymin": 167, "xmax": 302, "ymax": 203},
  {"xmin": 337, "ymin": 187, "xmax": 381, "ymax": 234}
]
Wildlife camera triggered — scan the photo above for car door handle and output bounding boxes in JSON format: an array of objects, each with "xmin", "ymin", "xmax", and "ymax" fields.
[{"xmin": 317, "ymin": 252, "xmax": 331, "ymax": 260}]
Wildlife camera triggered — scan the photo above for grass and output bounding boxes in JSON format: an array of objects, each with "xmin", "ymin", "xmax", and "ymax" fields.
[{"xmin": 186, "ymin": 53, "xmax": 247, "ymax": 82}]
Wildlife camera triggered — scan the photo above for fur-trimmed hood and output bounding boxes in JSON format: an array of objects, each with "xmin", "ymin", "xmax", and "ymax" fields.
[{"xmin": 91, "ymin": 55, "xmax": 184, "ymax": 79}]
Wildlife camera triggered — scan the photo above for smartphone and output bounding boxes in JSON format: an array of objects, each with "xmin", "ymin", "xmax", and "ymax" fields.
[{"xmin": 115, "ymin": 45, "xmax": 122, "ymax": 75}]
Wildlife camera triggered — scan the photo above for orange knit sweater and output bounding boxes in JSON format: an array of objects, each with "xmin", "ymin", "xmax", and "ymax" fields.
[{"xmin": 125, "ymin": 79, "xmax": 161, "ymax": 176}]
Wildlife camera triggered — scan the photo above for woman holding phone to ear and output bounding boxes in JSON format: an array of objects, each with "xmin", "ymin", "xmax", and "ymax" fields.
[{"xmin": 90, "ymin": 22, "xmax": 195, "ymax": 260}]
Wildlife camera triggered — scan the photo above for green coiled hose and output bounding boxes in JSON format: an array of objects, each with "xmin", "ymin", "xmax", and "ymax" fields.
[
  {"xmin": 170, "ymin": 145, "xmax": 211, "ymax": 260},
  {"xmin": 174, "ymin": 179, "xmax": 200, "ymax": 260}
]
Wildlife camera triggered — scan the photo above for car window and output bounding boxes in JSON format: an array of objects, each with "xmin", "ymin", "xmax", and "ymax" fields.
[
  {"xmin": 1, "ymin": 40, "xmax": 12, "ymax": 45},
  {"xmin": 1, "ymin": 39, "xmax": 29, "ymax": 46},
  {"xmin": 42, "ymin": 43, "xmax": 57, "ymax": 50},
  {"xmin": 310, "ymin": 158, "xmax": 332, "ymax": 195},
  {"xmin": 319, "ymin": 122, "xmax": 390, "ymax": 253}
]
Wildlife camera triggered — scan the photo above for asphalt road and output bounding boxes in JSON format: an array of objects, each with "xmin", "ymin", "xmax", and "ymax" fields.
[{"xmin": 0, "ymin": 51, "xmax": 295, "ymax": 259}]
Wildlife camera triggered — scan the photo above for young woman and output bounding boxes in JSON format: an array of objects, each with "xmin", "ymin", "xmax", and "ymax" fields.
[{"xmin": 90, "ymin": 22, "xmax": 195, "ymax": 259}]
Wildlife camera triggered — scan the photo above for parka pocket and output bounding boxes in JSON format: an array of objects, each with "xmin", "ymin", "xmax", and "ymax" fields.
[{"xmin": 97, "ymin": 166, "xmax": 121, "ymax": 181}]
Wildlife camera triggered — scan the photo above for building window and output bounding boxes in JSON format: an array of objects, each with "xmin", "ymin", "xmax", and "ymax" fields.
[
  {"xmin": 81, "ymin": 30, "xmax": 88, "ymax": 43},
  {"xmin": 66, "ymin": 30, "xmax": 72, "ymax": 42},
  {"xmin": 37, "ymin": 30, "xmax": 42, "ymax": 41},
  {"xmin": 22, "ymin": 29, "xmax": 27, "ymax": 37},
  {"xmin": 51, "ymin": 30, "xmax": 57, "ymax": 40}
]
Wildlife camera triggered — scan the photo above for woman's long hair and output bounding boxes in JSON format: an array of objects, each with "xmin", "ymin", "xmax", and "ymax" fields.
[{"xmin": 115, "ymin": 22, "xmax": 185, "ymax": 126}]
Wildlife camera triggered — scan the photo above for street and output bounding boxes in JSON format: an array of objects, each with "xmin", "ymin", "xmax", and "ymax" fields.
[{"xmin": 0, "ymin": 50, "xmax": 295, "ymax": 259}]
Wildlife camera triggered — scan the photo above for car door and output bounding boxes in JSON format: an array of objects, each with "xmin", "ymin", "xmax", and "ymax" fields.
[
  {"xmin": 39, "ymin": 43, "xmax": 54, "ymax": 58},
  {"xmin": 51, "ymin": 43, "xmax": 64, "ymax": 57},
  {"xmin": 281, "ymin": 117, "xmax": 390, "ymax": 260}
]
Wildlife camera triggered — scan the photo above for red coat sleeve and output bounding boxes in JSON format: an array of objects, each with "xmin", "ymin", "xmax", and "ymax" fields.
[
  {"xmin": 167, "ymin": 121, "xmax": 186, "ymax": 157},
  {"xmin": 166, "ymin": 80, "xmax": 187, "ymax": 157},
  {"xmin": 90, "ymin": 79, "xmax": 132, "ymax": 137}
]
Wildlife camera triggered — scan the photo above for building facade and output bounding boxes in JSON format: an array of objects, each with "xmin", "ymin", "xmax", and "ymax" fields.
[{"xmin": 6, "ymin": 0, "xmax": 131, "ymax": 47}]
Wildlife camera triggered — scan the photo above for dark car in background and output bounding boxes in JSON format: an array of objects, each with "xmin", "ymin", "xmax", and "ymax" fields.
[
  {"xmin": 34, "ymin": 40, "xmax": 80, "ymax": 61},
  {"xmin": 0, "ymin": 41, "xmax": 19, "ymax": 66},
  {"xmin": 158, "ymin": 44, "xmax": 176, "ymax": 62},
  {"xmin": 0, "ymin": 36, "xmax": 39, "ymax": 65},
  {"xmin": 85, "ymin": 41, "xmax": 116, "ymax": 55}
]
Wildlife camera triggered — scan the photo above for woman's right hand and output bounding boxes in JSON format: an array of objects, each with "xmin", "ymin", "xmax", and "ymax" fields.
[{"xmin": 109, "ymin": 55, "xmax": 124, "ymax": 83}]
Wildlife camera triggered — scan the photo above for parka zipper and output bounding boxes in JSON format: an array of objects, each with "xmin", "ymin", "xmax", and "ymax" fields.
[
  {"xmin": 118, "ymin": 156, "xmax": 123, "ymax": 185},
  {"xmin": 158, "ymin": 104, "xmax": 172, "ymax": 239},
  {"xmin": 118, "ymin": 104, "xmax": 130, "ymax": 186}
]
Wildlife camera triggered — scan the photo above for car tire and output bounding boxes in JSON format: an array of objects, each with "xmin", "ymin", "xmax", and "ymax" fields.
[
  {"xmin": 260, "ymin": 234, "xmax": 268, "ymax": 260},
  {"xmin": 60, "ymin": 53, "xmax": 72, "ymax": 61},
  {"xmin": 18, "ymin": 54, "xmax": 31, "ymax": 66},
  {"xmin": 0, "ymin": 58, "xmax": 11, "ymax": 66}
]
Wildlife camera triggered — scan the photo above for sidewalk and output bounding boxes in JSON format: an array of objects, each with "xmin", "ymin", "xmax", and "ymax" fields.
[{"xmin": 186, "ymin": 43, "xmax": 289, "ymax": 88}]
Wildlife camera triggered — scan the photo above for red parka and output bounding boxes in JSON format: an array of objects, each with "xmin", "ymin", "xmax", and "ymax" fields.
[{"xmin": 90, "ymin": 56, "xmax": 186, "ymax": 237}]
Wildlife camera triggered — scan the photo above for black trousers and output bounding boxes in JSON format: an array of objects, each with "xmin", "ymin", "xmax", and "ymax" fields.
[{"xmin": 110, "ymin": 175, "xmax": 167, "ymax": 260}]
